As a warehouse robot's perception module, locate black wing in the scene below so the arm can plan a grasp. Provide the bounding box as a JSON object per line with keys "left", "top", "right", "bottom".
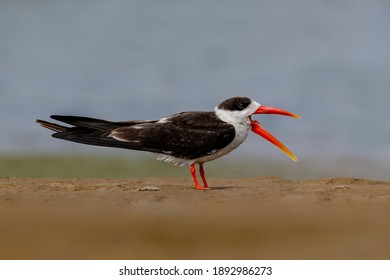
{"left": 109, "top": 112, "right": 235, "bottom": 159}
{"left": 36, "top": 112, "right": 235, "bottom": 159}
{"left": 36, "top": 115, "right": 160, "bottom": 151}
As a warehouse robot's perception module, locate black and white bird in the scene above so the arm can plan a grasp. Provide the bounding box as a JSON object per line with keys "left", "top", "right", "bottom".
{"left": 36, "top": 96, "right": 300, "bottom": 190}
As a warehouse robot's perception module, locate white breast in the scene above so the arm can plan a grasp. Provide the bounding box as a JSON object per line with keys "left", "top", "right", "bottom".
{"left": 156, "top": 110, "right": 252, "bottom": 166}
{"left": 194, "top": 120, "right": 250, "bottom": 164}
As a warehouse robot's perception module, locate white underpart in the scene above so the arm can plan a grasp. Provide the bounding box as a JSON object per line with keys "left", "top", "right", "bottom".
{"left": 156, "top": 99, "right": 261, "bottom": 167}
{"left": 156, "top": 154, "right": 195, "bottom": 167}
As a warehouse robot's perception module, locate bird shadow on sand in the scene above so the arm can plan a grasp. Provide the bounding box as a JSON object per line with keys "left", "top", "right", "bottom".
{"left": 209, "top": 186, "right": 241, "bottom": 190}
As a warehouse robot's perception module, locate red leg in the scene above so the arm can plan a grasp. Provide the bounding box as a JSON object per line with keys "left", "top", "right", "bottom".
{"left": 190, "top": 163, "right": 208, "bottom": 190}
{"left": 199, "top": 163, "right": 209, "bottom": 189}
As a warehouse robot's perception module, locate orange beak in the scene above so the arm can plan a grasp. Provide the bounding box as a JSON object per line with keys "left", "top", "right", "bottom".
{"left": 250, "top": 105, "right": 301, "bottom": 161}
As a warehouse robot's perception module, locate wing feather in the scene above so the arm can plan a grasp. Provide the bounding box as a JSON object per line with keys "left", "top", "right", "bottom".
{"left": 109, "top": 112, "right": 235, "bottom": 159}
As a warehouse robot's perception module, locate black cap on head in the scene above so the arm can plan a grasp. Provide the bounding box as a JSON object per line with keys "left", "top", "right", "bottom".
{"left": 217, "top": 97, "right": 252, "bottom": 111}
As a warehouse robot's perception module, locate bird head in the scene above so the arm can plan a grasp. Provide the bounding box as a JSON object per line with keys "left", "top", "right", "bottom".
{"left": 216, "top": 96, "right": 301, "bottom": 161}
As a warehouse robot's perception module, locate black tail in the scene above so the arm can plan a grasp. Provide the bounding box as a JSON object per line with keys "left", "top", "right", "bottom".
{"left": 49, "top": 115, "right": 125, "bottom": 131}
{"left": 36, "top": 115, "right": 158, "bottom": 151}
{"left": 36, "top": 119, "right": 67, "bottom": 133}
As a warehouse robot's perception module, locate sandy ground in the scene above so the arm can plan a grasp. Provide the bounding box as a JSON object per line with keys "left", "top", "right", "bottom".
{"left": 1, "top": 176, "right": 390, "bottom": 259}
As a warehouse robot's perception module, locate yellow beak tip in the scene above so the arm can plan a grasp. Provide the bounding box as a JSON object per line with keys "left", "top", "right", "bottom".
{"left": 290, "top": 155, "right": 298, "bottom": 161}
{"left": 285, "top": 152, "right": 298, "bottom": 161}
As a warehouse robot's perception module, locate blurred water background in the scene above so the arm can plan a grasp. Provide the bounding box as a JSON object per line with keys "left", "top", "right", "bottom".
{"left": 1, "top": 0, "right": 389, "bottom": 179}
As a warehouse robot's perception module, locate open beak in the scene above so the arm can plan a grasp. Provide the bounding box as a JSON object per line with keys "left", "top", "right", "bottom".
{"left": 250, "top": 105, "right": 301, "bottom": 161}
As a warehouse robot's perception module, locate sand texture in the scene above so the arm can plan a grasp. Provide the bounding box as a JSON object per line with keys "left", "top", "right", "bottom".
{"left": 1, "top": 177, "right": 390, "bottom": 259}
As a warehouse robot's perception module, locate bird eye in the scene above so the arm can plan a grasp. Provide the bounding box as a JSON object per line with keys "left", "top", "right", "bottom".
{"left": 235, "top": 98, "right": 250, "bottom": 111}
{"left": 237, "top": 103, "right": 246, "bottom": 110}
